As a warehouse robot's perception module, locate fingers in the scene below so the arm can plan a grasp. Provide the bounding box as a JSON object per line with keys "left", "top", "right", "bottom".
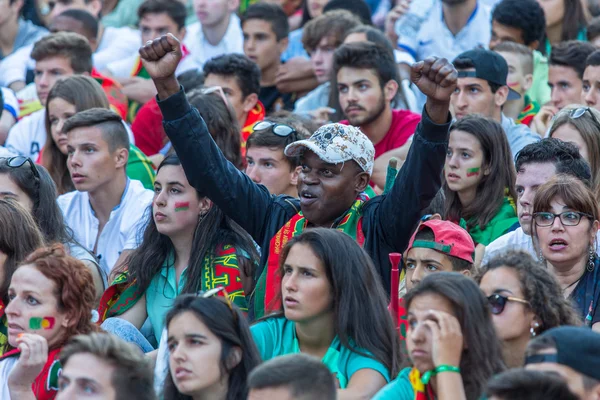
{"left": 139, "top": 34, "right": 180, "bottom": 61}
{"left": 16, "top": 334, "right": 48, "bottom": 366}
{"left": 425, "top": 58, "right": 457, "bottom": 88}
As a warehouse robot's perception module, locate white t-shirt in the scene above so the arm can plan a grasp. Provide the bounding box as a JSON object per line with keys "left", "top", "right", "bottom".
{"left": 0, "top": 26, "right": 141, "bottom": 86}
{"left": 1, "top": 87, "right": 19, "bottom": 120}
{"left": 0, "top": 356, "right": 17, "bottom": 400}
{"left": 183, "top": 13, "right": 244, "bottom": 69}
{"left": 58, "top": 179, "right": 153, "bottom": 274}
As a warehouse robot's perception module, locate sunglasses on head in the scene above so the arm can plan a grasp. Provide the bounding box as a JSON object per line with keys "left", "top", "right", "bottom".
{"left": 1, "top": 156, "right": 41, "bottom": 207}
{"left": 569, "top": 107, "right": 600, "bottom": 126}
{"left": 197, "top": 286, "right": 237, "bottom": 322}
{"left": 487, "top": 293, "right": 529, "bottom": 315}
{"left": 253, "top": 121, "right": 298, "bottom": 139}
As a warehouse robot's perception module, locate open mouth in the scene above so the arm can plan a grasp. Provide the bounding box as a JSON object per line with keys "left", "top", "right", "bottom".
{"left": 549, "top": 238, "right": 568, "bottom": 250}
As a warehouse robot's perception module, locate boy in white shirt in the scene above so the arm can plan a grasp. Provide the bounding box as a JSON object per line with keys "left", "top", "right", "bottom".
{"left": 58, "top": 108, "right": 153, "bottom": 274}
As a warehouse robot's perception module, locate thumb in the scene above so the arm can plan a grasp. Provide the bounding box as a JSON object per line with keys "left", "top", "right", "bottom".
{"left": 165, "top": 33, "right": 181, "bottom": 51}
{"left": 410, "top": 61, "right": 424, "bottom": 81}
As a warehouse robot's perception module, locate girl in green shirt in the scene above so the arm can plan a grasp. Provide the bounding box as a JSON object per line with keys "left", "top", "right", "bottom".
{"left": 444, "top": 116, "right": 519, "bottom": 246}
{"left": 251, "top": 228, "right": 402, "bottom": 399}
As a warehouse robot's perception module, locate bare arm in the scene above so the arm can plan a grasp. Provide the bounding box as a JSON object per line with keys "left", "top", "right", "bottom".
{"left": 338, "top": 369, "right": 388, "bottom": 400}
{"left": 117, "top": 292, "right": 148, "bottom": 330}
{"left": 0, "top": 109, "right": 17, "bottom": 145}
{"left": 276, "top": 57, "right": 319, "bottom": 94}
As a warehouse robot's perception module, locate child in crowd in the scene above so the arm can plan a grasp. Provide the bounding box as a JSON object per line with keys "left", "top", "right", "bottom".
{"left": 444, "top": 116, "right": 519, "bottom": 246}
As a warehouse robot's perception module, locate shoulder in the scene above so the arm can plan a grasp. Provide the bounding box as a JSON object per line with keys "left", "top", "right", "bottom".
{"left": 57, "top": 190, "right": 84, "bottom": 211}
{"left": 125, "top": 180, "right": 154, "bottom": 203}
{"left": 372, "top": 367, "right": 414, "bottom": 400}
{"left": 392, "top": 109, "right": 421, "bottom": 126}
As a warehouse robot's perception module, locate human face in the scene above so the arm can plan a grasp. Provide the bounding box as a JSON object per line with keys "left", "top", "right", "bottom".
{"left": 243, "top": 19, "right": 284, "bottom": 72}
{"left": 246, "top": 146, "right": 298, "bottom": 196}
{"left": 489, "top": 20, "right": 527, "bottom": 49}
{"left": 35, "top": 56, "right": 75, "bottom": 106}
{"left": 0, "top": 0, "right": 22, "bottom": 27}
{"left": 337, "top": 67, "right": 386, "bottom": 127}
{"left": 153, "top": 165, "right": 204, "bottom": 238}
{"left": 516, "top": 162, "right": 557, "bottom": 235}
{"left": 5, "top": 264, "right": 70, "bottom": 348}
{"left": 282, "top": 243, "right": 333, "bottom": 322}
{"left": 445, "top": 129, "right": 485, "bottom": 201}
{"left": 526, "top": 349, "right": 590, "bottom": 400}
{"left": 48, "top": 0, "right": 101, "bottom": 20}
{"left": 479, "top": 267, "right": 534, "bottom": 342}
{"left": 204, "top": 74, "right": 249, "bottom": 127}
{"left": 310, "top": 36, "right": 336, "bottom": 84}
{"left": 451, "top": 75, "right": 501, "bottom": 120}
{"left": 0, "top": 173, "right": 34, "bottom": 212}
{"left": 536, "top": 0, "right": 565, "bottom": 28}
{"left": 248, "top": 387, "right": 296, "bottom": 400}
{"left": 307, "top": 0, "right": 328, "bottom": 19}
{"left": 48, "top": 97, "right": 77, "bottom": 155}
{"left": 297, "top": 151, "right": 368, "bottom": 227}
{"left": 535, "top": 196, "right": 597, "bottom": 270}
{"left": 405, "top": 248, "right": 455, "bottom": 291}
{"left": 551, "top": 123, "right": 590, "bottom": 162}
{"left": 57, "top": 353, "right": 117, "bottom": 400}
{"left": 548, "top": 66, "right": 583, "bottom": 110}
{"left": 193, "top": 0, "right": 236, "bottom": 28}
{"left": 140, "top": 12, "right": 185, "bottom": 43}
{"left": 167, "top": 312, "right": 227, "bottom": 398}
{"left": 582, "top": 65, "right": 600, "bottom": 111}
{"left": 406, "top": 293, "right": 458, "bottom": 374}
{"left": 67, "top": 126, "right": 125, "bottom": 194}
{"left": 497, "top": 51, "right": 530, "bottom": 96}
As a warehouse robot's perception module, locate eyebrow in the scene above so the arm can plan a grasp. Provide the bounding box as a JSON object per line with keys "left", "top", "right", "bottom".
{"left": 0, "top": 191, "right": 17, "bottom": 196}
{"left": 406, "top": 257, "right": 442, "bottom": 264}
{"left": 74, "top": 142, "right": 99, "bottom": 147}
{"left": 284, "top": 263, "right": 318, "bottom": 272}
{"left": 258, "top": 157, "right": 279, "bottom": 163}
{"left": 167, "top": 333, "right": 208, "bottom": 342}
{"left": 493, "top": 288, "right": 513, "bottom": 295}
{"left": 351, "top": 79, "right": 371, "bottom": 86}
{"left": 166, "top": 181, "right": 184, "bottom": 186}
{"left": 463, "top": 83, "right": 484, "bottom": 90}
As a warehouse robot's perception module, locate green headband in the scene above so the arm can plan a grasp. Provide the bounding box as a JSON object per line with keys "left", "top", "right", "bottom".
{"left": 411, "top": 240, "right": 452, "bottom": 254}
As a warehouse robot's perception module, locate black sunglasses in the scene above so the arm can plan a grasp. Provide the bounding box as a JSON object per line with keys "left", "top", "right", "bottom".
{"left": 253, "top": 121, "right": 298, "bottom": 139}
{"left": 487, "top": 293, "right": 529, "bottom": 315}
{"left": 1, "top": 156, "right": 41, "bottom": 208}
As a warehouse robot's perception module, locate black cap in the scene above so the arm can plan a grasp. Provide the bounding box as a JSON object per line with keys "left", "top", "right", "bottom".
{"left": 453, "top": 48, "right": 521, "bottom": 101}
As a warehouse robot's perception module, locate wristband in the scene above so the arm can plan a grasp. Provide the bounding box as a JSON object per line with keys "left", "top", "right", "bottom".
{"left": 421, "top": 365, "right": 460, "bottom": 385}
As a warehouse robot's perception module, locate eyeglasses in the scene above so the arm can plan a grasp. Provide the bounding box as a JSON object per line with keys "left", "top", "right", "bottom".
{"left": 569, "top": 107, "right": 600, "bottom": 128}
{"left": 2, "top": 156, "right": 41, "bottom": 208}
{"left": 487, "top": 294, "right": 529, "bottom": 315}
{"left": 533, "top": 211, "right": 593, "bottom": 227}
{"left": 200, "top": 86, "right": 229, "bottom": 107}
{"left": 253, "top": 121, "right": 298, "bottom": 139}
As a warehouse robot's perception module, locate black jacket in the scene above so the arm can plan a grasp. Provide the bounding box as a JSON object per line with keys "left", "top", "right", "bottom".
{"left": 158, "top": 89, "right": 450, "bottom": 304}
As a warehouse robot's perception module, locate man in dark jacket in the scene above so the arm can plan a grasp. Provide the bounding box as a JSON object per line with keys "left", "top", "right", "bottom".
{"left": 139, "top": 34, "right": 457, "bottom": 318}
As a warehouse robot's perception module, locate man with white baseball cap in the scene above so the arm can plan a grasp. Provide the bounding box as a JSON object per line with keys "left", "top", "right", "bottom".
{"left": 139, "top": 33, "right": 458, "bottom": 319}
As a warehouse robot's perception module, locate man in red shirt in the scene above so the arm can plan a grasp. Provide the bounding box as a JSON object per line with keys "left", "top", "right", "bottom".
{"left": 334, "top": 42, "right": 421, "bottom": 189}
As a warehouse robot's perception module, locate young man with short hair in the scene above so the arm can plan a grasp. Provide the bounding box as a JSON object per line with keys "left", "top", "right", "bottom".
{"left": 246, "top": 116, "right": 309, "bottom": 197}
{"left": 293, "top": 10, "right": 363, "bottom": 116}
{"left": 493, "top": 42, "right": 539, "bottom": 126}
{"left": 0, "top": 0, "right": 47, "bottom": 60}
{"left": 59, "top": 108, "right": 153, "bottom": 274}
{"left": 242, "top": 3, "right": 293, "bottom": 113}
{"left": 203, "top": 53, "right": 264, "bottom": 149}
{"left": 333, "top": 42, "right": 422, "bottom": 188}
{"left": 483, "top": 138, "right": 594, "bottom": 264}
{"left": 57, "top": 333, "right": 157, "bottom": 400}
{"left": 489, "top": 0, "right": 549, "bottom": 106}
{"left": 531, "top": 41, "right": 596, "bottom": 135}
{"left": 140, "top": 33, "right": 457, "bottom": 319}
{"left": 248, "top": 353, "right": 336, "bottom": 400}
{"left": 451, "top": 48, "right": 539, "bottom": 157}
{"left": 582, "top": 50, "right": 600, "bottom": 112}
{"left": 184, "top": 0, "right": 243, "bottom": 69}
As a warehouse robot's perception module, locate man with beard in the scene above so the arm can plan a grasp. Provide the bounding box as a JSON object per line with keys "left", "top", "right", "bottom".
{"left": 334, "top": 42, "right": 421, "bottom": 189}
{"left": 140, "top": 33, "right": 457, "bottom": 319}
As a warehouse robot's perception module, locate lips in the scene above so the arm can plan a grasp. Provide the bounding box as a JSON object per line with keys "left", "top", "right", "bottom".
{"left": 410, "top": 349, "right": 428, "bottom": 359}
{"left": 154, "top": 212, "right": 167, "bottom": 222}
{"left": 284, "top": 296, "right": 299, "bottom": 308}
{"left": 548, "top": 238, "right": 568, "bottom": 251}
{"left": 7, "top": 323, "right": 24, "bottom": 336}
{"left": 299, "top": 189, "right": 318, "bottom": 207}
{"left": 345, "top": 106, "right": 363, "bottom": 114}
{"left": 446, "top": 172, "right": 460, "bottom": 181}
{"left": 174, "top": 367, "right": 192, "bottom": 380}
{"left": 71, "top": 172, "right": 86, "bottom": 184}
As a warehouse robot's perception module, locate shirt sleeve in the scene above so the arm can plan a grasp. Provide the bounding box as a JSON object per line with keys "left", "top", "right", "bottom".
{"left": 345, "top": 350, "right": 391, "bottom": 383}
{"left": 1, "top": 88, "right": 19, "bottom": 119}
{"left": 371, "top": 370, "right": 415, "bottom": 400}
{"left": 250, "top": 321, "right": 275, "bottom": 361}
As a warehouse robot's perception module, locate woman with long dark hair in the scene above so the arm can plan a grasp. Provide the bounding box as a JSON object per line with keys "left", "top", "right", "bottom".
{"left": 374, "top": 273, "right": 505, "bottom": 400}
{"left": 99, "top": 154, "right": 257, "bottom": 349}
{"left": 163, "top": 293, "right": 261, "bottom": 400}
{"left": 444, "top": 116, "right": 518, "bottom": 245}
{"left": 537, "top": 0, "right": 588, "bottom": 55}
{"left": 251, "top": 228, "right": 401, "bottom": 398}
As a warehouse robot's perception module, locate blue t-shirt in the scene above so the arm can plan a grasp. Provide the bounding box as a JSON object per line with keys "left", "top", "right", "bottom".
{"left": 373, "top": 367, "right": 414, "bottom": 400}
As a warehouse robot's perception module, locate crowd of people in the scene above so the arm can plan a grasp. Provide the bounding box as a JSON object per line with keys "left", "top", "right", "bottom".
{"left": 2, "top": 0, "right": 600, "bottom": 398}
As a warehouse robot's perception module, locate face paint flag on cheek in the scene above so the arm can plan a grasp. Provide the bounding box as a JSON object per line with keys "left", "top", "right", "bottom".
{"left": 466, "top": 167, "right": 480, "bottom": 177}
{"left": 174, "top": 201, "right": 190, "bottom": 212}
{"left": 29, "top": 317, "right": 55, "bottom": 330}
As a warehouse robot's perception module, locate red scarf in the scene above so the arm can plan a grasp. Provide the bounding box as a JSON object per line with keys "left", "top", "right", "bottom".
{"left": 240, "top": 101, "right": 266, "bottom": 157}
{"left": 1, "top": 347, "right": 62, "bottom": 400}
{"left": 91, "top": 68, "right": 128, "bottom": 120}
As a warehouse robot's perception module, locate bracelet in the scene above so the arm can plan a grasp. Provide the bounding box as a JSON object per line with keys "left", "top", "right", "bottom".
{"left": 421, "top": 365, "right": 461, "bottom": 385}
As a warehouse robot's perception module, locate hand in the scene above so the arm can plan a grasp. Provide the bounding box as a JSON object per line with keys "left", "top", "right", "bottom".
{"left": 121, "top": 77, "right": 158, "bottom": 104}
{"left": 385, "top": 0, "right": 412, "bottom": 43}
{"left": 8, "top": 334, "right": 49, "bottom": 392}
{"left": 308, "top": 107, "right": 336, "bottom": 124}
{"left": 530, "top": 105, "right": 558, "bottom": 136}
{"left": 139, "top": 34, "right": 182, "bottom": 82}
{"left": 411, "top": 57, "right": 457, "bottom": 105}
{"left": 422, "top": 310, "right": 463, "bottom": 367}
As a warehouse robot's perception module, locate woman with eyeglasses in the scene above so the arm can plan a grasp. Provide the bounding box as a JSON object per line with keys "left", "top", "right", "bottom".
{"left": 0, "top": 157, "right": 106, "bottom": 303}
{"left": 161, "top": 292, "right": 261, "bottom": 400}
{"left": 251, "top": 228, "right": 401, "bottom": 398}
{"left": 549, "top": 106, "right": 600, "bottom": 203}
{"left": 477, "top": 251, "right": 581, "bottom": 368}
{"left": 98, "top": 154, "right": 257, "bottom": 351}
{"left": 531, "top": 174, "right": 600, "bottom": 331}
{"left": 374, "top": 272, "right": 505, "bottom": 400}
{"left": 444, "top": 116, "right": 519, "bottom": 246}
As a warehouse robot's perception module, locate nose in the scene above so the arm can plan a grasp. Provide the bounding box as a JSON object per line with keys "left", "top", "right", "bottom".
{"left": 447, "top": 153, "right": 459, "bottom": 169}
{"left": 154, "top": 189, "right": 167, "bottom": 207}
{"left": 550, "top": 88, "right": 561, "bottom": 107}
{"left": 37, "top": 72, "right": 50, "bottom": 88}
{"left": 410, "top": 265, "right": 425, "bottom": 286}
{"left": 283, "top": 272, "right": 298, "bottom": 293}
{"left": 585, "top": 89, "right": 597, "bottom": 107}
{"left": 171, "top": 343, "right": 187, "bottom": 362}
{"left": 312, "top": 49, "right": 324, "bottom": 65}
{"left": 455, "top": 91, "right": 468, "bottom": 110}
{"left": 69, "top": 149, "right": 81, "bottom": 169}
{"left": 519, "top": 188, "right": 532, "bottom": 208}
{"left": 5, "top": 297, "right": 20, "bottom": 316}
{"left": 301, "top": 169, "right": 319, "bottom": 185}
{"left": 408, "top": 320, "right": 427, "bottom": 343}
{"left": 551, "top": 214, "right": 565, "bottom": 231}
{"left": 246, "top": 165, "right": 260, "bottom": 183}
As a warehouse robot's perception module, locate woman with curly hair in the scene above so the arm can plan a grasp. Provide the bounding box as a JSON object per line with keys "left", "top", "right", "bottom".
{"left": 477, "top": 250, "right": 581, "bottom": 368}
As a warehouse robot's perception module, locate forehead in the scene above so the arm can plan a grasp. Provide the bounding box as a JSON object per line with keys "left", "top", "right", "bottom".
{"left": 63, "top": 353, "right": 115, "bottom": 380}
{"left": 48, "top": 97, "right": 76, "bottom": 111}
{"left": 517, "top": 162, "right": 556, "bottom": 184}
{"left": 343, "top": 32, "right": 367, "bottom": 44}
{"left": 456, "top": 75, "right": 492, "bottom": 91}
{"left": 204, "top": 74, "right": 242, "bottom": 93}
{"left": 35, "top": 56, "right": 74, "bottom": 71}
{"left": 479, "top": 266, "right": 522, "bottom": 292}
{"left": 49, "top": 16, "right": 85, "bottom": 34}
{"left": 247, "top": 146, "right": 286, "bottom": 161}
{"left": 549, "top": 65, "right": 579, "bottom": 83}
{"left": 408, "top": 292, "right": 456, "bottom": 316}
{"left": 168, "top": 311, "right": 218, "bottom": 341}
{"left": 449, "top": 129, "right": 482, "bottom": 148}
{"left": 583, "top": 65, "right": 600, "bottom": 81}
{"left": 406, "top": 247, "right": 453, "bottom": 266}
{"left": 140, "top": 12, "right": 178, "bottom": 26}
{"left": 496, "top": 51, "right": 521, "bottom": 69}
{"left": 491, "top": 20, "right": 525, "bottom": 43}
{"left": 10, "top": 264, "right": 55, "bottom": 293}
{"left": 67, "top": 125, "right": 106, "bottom": 144}
{"left": 336, "top": 67, "right": 379, "bottom": 84}
{"left": 242, "top": 18, "right": 276, "bottom": 35}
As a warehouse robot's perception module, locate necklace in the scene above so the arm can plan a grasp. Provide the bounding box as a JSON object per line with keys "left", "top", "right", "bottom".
{"left": 563, "top": 275, "right": 584, "bottom": 293}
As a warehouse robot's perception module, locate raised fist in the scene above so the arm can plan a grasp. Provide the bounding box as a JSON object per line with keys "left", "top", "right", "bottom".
{"left": 139, "top": 33, "right": 183, "bottom": 82}
{"left": 411, "top": 57, "right": 457, "bottom": 104}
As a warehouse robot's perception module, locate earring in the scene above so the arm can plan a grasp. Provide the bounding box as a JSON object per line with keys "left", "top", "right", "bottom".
{"left": 538, "top": 250, "right": 545, "bottom": 264}
{"left": 588, "top": 246, "right": 595, "bottom": 272}
{"left": 530, "top": 322, "right": 540, "bottom": 337}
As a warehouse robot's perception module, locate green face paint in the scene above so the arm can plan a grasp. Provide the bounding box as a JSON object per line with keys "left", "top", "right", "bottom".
{"left": 466, "top": 167, "right": 480, "bottom": 177}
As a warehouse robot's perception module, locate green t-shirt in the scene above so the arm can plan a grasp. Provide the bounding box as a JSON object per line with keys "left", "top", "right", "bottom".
{"left": 526, "top": 50, "right": 551, "bottom": 107}
{"left": 251, "top": 317, "right": 391, "bottom": 388}
{"left": 127, "top": 144, "right": 155, "bottom": 190}
{"left": 372, "top": 367, "right": 414, "bottom": 400}
{"left": 467, "top": 196, "right": 518, "bottom": 246}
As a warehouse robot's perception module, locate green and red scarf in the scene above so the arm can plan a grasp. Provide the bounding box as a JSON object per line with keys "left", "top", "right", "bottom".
{"left": 253, "top": 195, "right": 368, "bottom": 319}
{"left": 98, "top": 244, "right": 247, "bottom": 322}
{"left": 516, "top": 95, "right": 540, "bottom": 127}
{"left": 409, "top": 367, "right": 435, "bottom": 400}
{"left": 91, "top": 68, "right": 128, "bottom": 120}
{"left": 0, "top": 347, "right": 62, "bottom": 400}
{"left": 240, "top": 101, "right": 266, "bottom": 157}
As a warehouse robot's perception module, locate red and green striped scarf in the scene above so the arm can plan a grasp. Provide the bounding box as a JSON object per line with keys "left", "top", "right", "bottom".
{"left": 254, "top": 195, "right": 368, "bottom": 319}
{"left": 516, "top": 95, "right": 540, "bottom": 127}
{"left": 98, "top": 244, "right": 247, "bottom": 321}
{"left": 1, "top": 347, "right": 62, "bottom": 400}
{"left": 409, "top": 367, "right": 435, "bottom": 400}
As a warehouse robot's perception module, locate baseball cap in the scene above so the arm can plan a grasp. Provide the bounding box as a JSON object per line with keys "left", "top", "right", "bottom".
{"left": 453, "top": 48, "right": 521, "bottom": 101}
{"left": 528, "top": 327, "right": 600, "bottom": 381}
{"left": 406, "top": 220, "right": 475, "bottom": 263}
{"left": 284, "top": 123, "right": 375, "bottom": 175}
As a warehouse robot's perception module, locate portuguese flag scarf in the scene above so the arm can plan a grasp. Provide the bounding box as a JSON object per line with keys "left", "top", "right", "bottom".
{"left": 253, "top": 195, "right": 368, "bottom": 319}
{"left": 409, "top": 367, "right": 435, "bottom": 400}
{"left": 1, "top": 347, "right": 62, "bottom": 400}
{"left": 98, "top": 244, "right": 247, "bottom": 321}
{"left": 240, "top": 101, "right": 266, "bottom": 157}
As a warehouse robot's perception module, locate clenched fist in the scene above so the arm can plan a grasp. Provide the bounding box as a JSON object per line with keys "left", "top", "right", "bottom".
{"left": 139, "top": 33, "right": 183, "bottom": 99}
